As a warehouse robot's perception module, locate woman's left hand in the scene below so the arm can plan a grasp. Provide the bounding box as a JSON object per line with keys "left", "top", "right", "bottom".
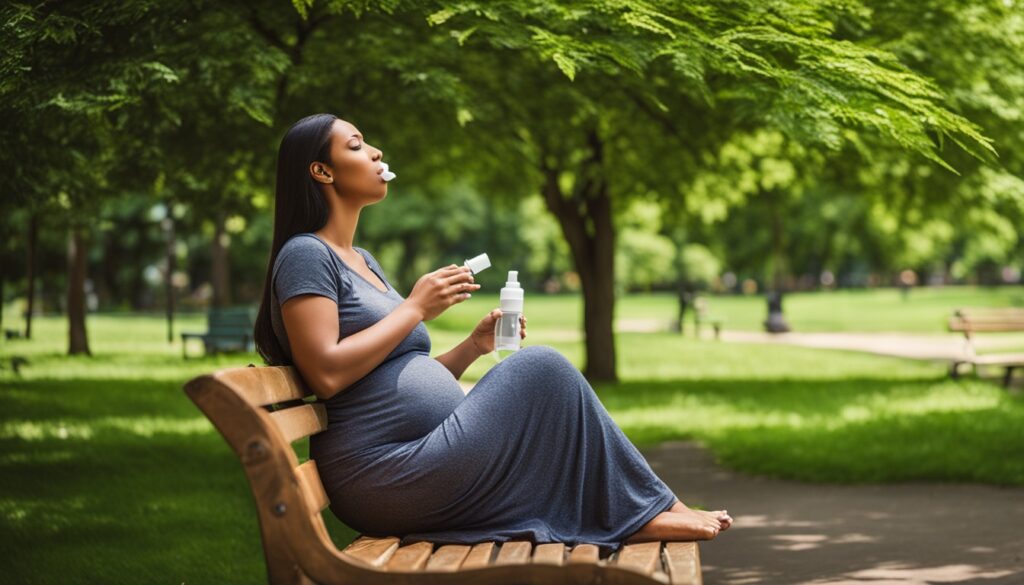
{"left": 470, "top": 309, "right": 526, "bottom": 355}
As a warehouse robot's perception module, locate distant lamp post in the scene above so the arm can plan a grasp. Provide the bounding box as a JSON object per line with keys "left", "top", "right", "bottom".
{"left": 763, "top": 290, "right": 791, "bottom": 333}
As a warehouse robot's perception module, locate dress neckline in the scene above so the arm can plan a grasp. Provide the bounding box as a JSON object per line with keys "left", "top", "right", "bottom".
{"left": 306, "top": 233, "right": 391, "bottom": 295}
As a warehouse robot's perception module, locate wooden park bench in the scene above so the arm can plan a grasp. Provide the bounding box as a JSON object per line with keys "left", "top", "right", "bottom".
{"left": 947, "top": 307, "right": 1024, "bottom": 387}
{"left": 181, "top": 307, "right": 255, "bottom": 359}
{"left": 184, "top": 364, "right": 704, "bottom": 585}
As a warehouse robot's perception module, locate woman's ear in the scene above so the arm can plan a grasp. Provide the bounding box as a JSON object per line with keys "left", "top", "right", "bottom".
{"left": 309, "top": 162, "right": 333, "bottom": 184}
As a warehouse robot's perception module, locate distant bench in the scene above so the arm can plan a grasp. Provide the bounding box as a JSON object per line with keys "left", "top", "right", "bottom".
{"left": 947, "top": 307, "right": 1024, "bottom": 387}
{"left": 184, "top": 364, "right": 704, "bottom": 585}
{"left": 181, "top": 307, "right": 255, "bottom": 359}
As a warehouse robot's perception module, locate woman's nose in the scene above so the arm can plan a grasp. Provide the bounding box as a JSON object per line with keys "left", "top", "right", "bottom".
{"left": 372, "top": 150, "right": 382, "bottom": 161}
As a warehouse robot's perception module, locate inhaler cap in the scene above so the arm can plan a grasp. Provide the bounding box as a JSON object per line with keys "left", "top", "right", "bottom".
{"left": 464, "top": 253, "right": 491, "bottom": 274}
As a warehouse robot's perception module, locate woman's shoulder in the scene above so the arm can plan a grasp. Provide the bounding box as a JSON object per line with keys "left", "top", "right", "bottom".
{"left": 274, "top": 234, "right": 342, "bottom": 279}
{"left": 278, "top": 233, "right": 332, "bottom": 263}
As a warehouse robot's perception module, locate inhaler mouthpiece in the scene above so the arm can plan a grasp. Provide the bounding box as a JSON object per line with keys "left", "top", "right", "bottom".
{"left": 380, "top": 162, "right": 396, "bottom": 182}
{"left": 506, "top": 271, "right": 519, "bottom": 286}
{"left": 464, "top": 253, "right": 491, "bottom": 274}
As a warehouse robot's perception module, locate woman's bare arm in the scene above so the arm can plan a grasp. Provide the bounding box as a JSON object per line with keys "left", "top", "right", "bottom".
{"left": 434, "top": 337, "right": 484, "bottom": 381}
{"left": 281, "top": 295, "right": 424, "bottom": 400}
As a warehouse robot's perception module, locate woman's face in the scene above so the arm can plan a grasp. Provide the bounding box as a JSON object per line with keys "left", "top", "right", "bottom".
{"left": 310, "top": 119, "right": 387, "bottom": 203}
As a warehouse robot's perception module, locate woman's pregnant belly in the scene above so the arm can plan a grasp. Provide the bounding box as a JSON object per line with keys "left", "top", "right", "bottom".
{"left": 312, "top": 351, "right": 467, "bottom": 463}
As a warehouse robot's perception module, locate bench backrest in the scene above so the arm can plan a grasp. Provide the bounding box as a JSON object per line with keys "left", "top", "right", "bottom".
{"left": 184, "top": 365, "right": 374, "bottom": 584}
{"left": 207, "top": 307, "right": 255, "bottom": 335}
{"left": 948, "top": 307, "right": 1024, "bottom": 334}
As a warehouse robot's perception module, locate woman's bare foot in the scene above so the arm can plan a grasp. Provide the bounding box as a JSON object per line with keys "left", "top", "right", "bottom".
{"left": 623, "top": 508, "right": 724, "bottom": 544}
{"left": 670, "top": 500, "right": 733, "bottom": 530}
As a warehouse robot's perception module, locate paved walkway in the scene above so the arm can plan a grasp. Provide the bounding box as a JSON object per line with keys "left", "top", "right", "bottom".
{"left": 719, "top": 330, "right": 1023, "bottom": 361}
{"left": 641, "top": 440, "right": 1024, "bottom": 585}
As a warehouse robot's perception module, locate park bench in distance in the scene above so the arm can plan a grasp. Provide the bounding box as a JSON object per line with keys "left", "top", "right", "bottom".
{"left": 947, "top": 307, "right": 1024, "bottom": 387}
{"left": 184, "top": 364, "right": 704, "bottom": 585}
{"left": 181, "top": 307, "right": 255, "bottom": 359}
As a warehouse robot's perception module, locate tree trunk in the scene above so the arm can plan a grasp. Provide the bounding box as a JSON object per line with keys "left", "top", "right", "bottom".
{"left": 67, "top": 225, "right": 91, "bottom": 356}
{"left": 540, "top": 127, "right": 617, "bottom": 382}
{"left": 25, "top": 214, "right": 37, "bottom": 339}
{"left": 163, "top": 215, "right": 176, "bottom": 344}
{"left": 211, "top": 213, "right": 232, "bottom": 308}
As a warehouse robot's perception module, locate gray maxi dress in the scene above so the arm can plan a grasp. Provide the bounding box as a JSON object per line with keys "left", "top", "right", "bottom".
{"left": 270, "top": 232, "right": 679, "bottom": 555}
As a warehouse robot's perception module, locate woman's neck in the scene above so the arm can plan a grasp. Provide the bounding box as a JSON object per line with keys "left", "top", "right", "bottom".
{"left": 316, "top": 201, "right": 363, "bottom": 251}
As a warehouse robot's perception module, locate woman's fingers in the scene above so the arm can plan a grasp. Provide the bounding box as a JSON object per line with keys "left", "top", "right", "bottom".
{"left": 444, "top": 283, "right": 480, "bottom": 297}
{"left": 443, "top": 270, "right": 475, "bottom": 285}
{"left": 434, "top": 264, "right": 469, "bottom": 279}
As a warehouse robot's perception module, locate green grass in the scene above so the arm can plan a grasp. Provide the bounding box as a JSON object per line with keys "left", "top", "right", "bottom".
{"left": 1, "top": 289, "right": 1023, "bottom": 583}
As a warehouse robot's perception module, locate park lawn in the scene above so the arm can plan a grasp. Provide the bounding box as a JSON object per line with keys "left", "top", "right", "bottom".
{"left": 0, "top": 305, "right": 1022, "bottom": 584}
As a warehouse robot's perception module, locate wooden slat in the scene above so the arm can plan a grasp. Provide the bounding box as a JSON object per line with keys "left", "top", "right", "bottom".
{"left": 425, "top": 545, "right": 472, "bottom": 572}
{"left": 568, "top": 543, "right": 600, "bottom": 564}
{"left": 342, "top": 536, "right": 400, "bottom": 567}
{"left": 386, "top": 541, "right": 434, "bottom": 571}
{"left": 616, "top": 542, "right": 661, "bottom": 575}
{"left": 269, "top": 403, "right": 327, "bottom": 443}
{"left": 970, "top": 353, "right": 1024, "bottom": 365}
{"left": 494, "top": 541, "right": 532, "bottom": 565}
{"left": 533, "top": 543, "right": 566, "bottom": 565}
{"left": 664, "top": 542, "right": 702, "bottom": 585}
{"left": 216, "top": 365, "right": 311, "bottom": 407}
{"left": 294, "top": 460, "right": 329, "bottom": 512}
{"left": 461, "top": 542, "right": 496, "bottom": 569}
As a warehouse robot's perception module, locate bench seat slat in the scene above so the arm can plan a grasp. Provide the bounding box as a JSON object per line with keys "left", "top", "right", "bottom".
{"left": 665, "top": 542, "right": 702, "bottom": 585}
{"left": 568, "top": 543, "right": 600, "bottom": 564}
{"left": 616, "top": 541, "right": 661, "bottom": 575}
{"left": 342, "top": 536, "right": 400, "bottom": 567}
{"left": 425, "top": 544, "right": 472, "bottom": 572}
{"left": 269, "top": 403, "right": 327, "bottom": 443}
{"left": 494, "top": 540, "right": 532, "bottom": 565}
{"left": 461, "top": 542, "right": 496, "bottom": 569}
{"left": 385, "top": 541, "right": 434, "bottom": 571}
{"left": 966, "top": 353, "right": 1024, "bottom": 365}
{"left": 533, "top": 543, "right": 566, "bottom": 565}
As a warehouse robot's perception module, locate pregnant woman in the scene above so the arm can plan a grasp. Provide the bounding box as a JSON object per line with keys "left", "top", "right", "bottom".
{"left": 252, "top": 113, "right": 731, "bottom": 555}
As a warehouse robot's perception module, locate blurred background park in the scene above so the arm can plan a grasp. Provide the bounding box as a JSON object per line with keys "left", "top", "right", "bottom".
{"left": 2, "top": 1, "right": 1023, "bottom": 584}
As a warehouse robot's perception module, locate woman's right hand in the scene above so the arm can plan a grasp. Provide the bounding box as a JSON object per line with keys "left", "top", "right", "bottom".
{"left": 404, "top": 264, "right": 481, "bottom": 321}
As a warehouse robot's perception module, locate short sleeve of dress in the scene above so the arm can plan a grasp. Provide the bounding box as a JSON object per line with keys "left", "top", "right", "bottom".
{"left": 273, "top": 235, "right": 345, "bottom": 305}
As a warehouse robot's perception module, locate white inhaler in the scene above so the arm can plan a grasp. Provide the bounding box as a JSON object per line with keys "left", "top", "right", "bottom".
{"left": 495, "top": 270, "right": 523, "bottom": 357}
{"left": 464, "top": 253, "right": 491, "bottom": 275}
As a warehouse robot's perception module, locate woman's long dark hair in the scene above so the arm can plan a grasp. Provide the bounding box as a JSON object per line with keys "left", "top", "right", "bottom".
{"left": 253, "top": 113, "right": 338, "bottom": 365}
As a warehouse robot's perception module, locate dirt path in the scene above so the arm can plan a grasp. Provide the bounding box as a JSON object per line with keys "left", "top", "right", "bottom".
{"left": 640, "top": 440, "right": 1024, "bottom": 585}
